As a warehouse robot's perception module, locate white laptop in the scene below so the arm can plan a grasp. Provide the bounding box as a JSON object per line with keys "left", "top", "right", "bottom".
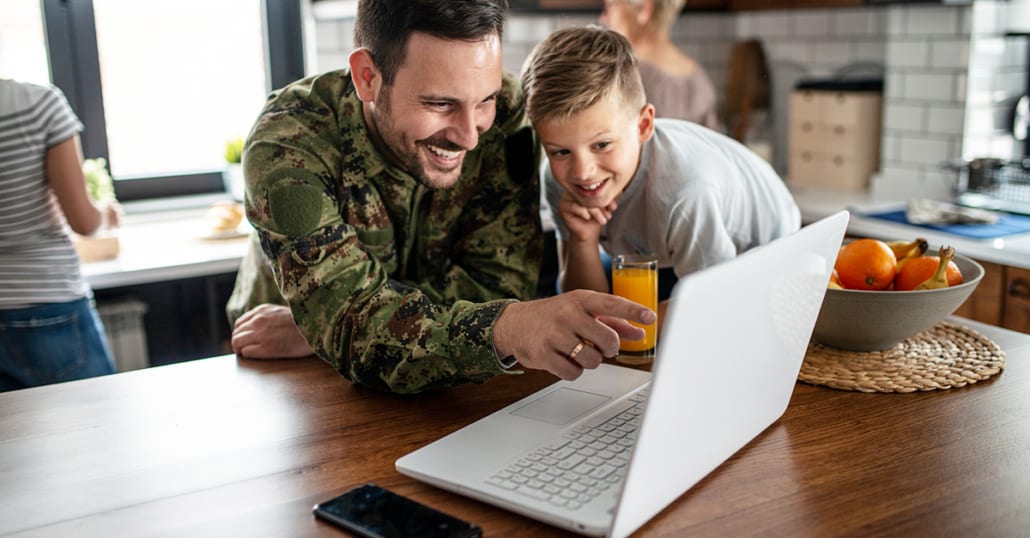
{"left": 396, "top": 211, "right": 849, "bottom": 537}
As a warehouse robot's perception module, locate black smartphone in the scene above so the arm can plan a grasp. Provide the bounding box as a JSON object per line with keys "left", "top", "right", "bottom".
{"left": 312, "top": 484, "right": 482, "bottom": 538}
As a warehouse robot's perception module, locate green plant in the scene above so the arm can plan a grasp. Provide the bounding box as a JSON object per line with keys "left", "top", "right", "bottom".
{"left": 224, "top": 137, "right": 244, "bottom": 164}
{"left": 82, "top": 158, "right": 116, "bottom": 201}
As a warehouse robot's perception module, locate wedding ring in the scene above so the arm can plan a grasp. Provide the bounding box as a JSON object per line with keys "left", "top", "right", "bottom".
{"left": 567, "top": 341, "right": 586, "bottom": 361}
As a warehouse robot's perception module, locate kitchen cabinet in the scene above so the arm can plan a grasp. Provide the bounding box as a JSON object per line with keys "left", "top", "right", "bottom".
{"left": 508, "top": 0, "right": 968, "bottom": 13}
{"left": 954, "top": 261, "right": 1030, "bottom": 334}
{"left": 730, "top": 0, "right": 972, "bottom": 9}
{"left": 1003, "top": 266, "right": 1030, "bottom": 332}
{"left": 954, "top": 261, "right": 1004, "bottom": 326}
{"left": 94, "top": 272, "right": 236, "bottom": 367}
{"left": 509, "top": 0, "right": 729, "bottom": 11}
{"left": 684, "top": 0, "right": 731, "bottom": 10}
{"left": 730, "top": 0, "right": 861, "bottom": 9}
{"left": 788, "top": 89, "right": 883, "bottom": 192}
{"left": 510, "top": 0, "right": 864, "bottom": 11}
{"left": 509, "top": 0, "right": 601, "bottom": 11}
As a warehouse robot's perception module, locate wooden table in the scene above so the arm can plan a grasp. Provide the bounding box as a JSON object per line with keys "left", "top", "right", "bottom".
{"left": 2, "top": 318, "right": 1028, "bottom": 537}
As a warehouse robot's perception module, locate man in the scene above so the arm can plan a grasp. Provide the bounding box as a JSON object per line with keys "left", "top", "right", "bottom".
{"left": 228, "top": 0, "right": 654, "bottom": 394}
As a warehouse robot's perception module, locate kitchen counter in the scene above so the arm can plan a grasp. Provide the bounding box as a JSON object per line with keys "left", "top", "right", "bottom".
{"left": 81, "top": 208, "right": 250, "bottom": 290}
{"left": 791, "top": 186, "right": 1030, "bottom": 270}
{"left": 83, "top": 188, "right": 1030, "bottom": 291}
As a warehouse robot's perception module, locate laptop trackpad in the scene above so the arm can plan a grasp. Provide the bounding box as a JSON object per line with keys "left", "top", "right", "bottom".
{"left": 511, "top": 388, "right": 611, "bottom": 426}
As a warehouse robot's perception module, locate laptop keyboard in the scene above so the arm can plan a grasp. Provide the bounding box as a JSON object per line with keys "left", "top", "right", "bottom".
{"left": 486, "top": 388, "right": 649, "bottom": 511}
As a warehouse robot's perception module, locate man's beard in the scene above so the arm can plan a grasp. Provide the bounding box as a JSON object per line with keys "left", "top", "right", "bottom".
{"left": 368, "top": 89, "right": 463, "bottom": 190}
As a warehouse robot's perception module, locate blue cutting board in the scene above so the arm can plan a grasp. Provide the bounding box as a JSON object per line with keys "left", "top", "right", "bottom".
{"left": 865, "top": 209, "right": 1030, "bottom": 239}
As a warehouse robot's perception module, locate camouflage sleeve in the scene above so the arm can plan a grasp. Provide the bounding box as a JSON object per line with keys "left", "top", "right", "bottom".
{"left": 242, "top": 76, "right": 532, "bottom": 394}
{"left": 225, "top": 233, "right": 285, "bottom": 326}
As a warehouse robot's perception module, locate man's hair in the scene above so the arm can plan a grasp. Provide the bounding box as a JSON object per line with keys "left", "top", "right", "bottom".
{"left": 354, "top": 0, "right": 508, "bottom": 86}
{"left": 521, "top": 25, "right": 645, "bottom": 125}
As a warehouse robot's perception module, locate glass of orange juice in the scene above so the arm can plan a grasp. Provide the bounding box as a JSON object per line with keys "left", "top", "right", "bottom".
{"left": 611, "top": 254, "right": 658, "bottom": 366}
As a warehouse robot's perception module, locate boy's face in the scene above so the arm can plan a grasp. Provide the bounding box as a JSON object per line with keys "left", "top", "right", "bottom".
{"left": 360, "top": 32, "right": 502, "bottom": 190}
{"left": 536, "top": 98, "right": 654, "bottom": 209}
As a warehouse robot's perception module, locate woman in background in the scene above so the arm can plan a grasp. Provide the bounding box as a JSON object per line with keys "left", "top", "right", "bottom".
{"left": 0, "top": 78, "right": 119, "bottom": 391}
{"left": 600, "top": 0, "right": 719, "bottom": 129}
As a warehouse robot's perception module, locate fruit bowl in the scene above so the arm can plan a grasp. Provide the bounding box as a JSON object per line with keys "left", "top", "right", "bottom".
{"left": 812, "top": 252, "right": 984, "bottom": 351}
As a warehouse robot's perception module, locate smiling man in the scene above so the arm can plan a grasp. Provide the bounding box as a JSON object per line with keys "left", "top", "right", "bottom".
{"left": 229, "top": 0, "right": 655, "bottom": 394}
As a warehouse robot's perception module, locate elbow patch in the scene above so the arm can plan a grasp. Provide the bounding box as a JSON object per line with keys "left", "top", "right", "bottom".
{"left": 268, "top": 182, "right": 324, "bottom": 237}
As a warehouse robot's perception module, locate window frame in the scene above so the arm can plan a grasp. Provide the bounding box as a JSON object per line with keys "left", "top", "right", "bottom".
{"left": 40, "top": 0, "right": 306, "bottom": 202}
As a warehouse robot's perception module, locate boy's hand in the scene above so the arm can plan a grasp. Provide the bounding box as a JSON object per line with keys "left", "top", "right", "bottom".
{"left": 558, "top": 191, "right": 618, "bottom": 243}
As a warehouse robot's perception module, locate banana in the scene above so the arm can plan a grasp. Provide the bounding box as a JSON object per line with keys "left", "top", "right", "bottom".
{"left": 915, "top": 246, "right": 956, "bottom": 290}
{"left": 828, "top": 270, "right": 844, "bottom": 289}
{"left": 886, "top": 238, "right": 928, "bottom": 260}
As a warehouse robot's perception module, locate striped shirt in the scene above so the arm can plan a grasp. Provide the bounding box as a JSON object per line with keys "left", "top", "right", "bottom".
{"left": 0, "top": 79, "right": 90, "bottom": 308}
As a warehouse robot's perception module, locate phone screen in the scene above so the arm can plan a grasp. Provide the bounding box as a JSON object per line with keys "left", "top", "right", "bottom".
{"left": 313, "top": 484, "right": 482, "bottom": 538}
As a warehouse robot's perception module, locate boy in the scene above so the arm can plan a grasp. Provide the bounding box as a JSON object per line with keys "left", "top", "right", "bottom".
{"left": 520, "top": 25, "right": 800, "bottom": 323}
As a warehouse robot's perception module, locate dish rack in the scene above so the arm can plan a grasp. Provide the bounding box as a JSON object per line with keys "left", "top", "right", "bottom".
{"left": 948, "top": 159, "right": 1030, "bottom": 215}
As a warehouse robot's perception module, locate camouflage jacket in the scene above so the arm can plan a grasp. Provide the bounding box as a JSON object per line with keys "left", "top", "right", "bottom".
{"left": 231, "top": 69, "right": 542, "bottom": 394}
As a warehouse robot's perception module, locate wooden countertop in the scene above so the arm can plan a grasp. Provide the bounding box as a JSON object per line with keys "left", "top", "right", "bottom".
{"left": 1, "top": 318, "right": 1027, "bottom": 537}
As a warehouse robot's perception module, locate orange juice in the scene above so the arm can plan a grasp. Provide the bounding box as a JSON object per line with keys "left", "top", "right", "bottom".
{"left": 612, "top": 255, "right": 658, "bottom": 364}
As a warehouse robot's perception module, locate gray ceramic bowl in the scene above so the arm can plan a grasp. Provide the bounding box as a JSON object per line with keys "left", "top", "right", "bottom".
{"left": 812, "top": 252, "right": 984, "bottom": 351}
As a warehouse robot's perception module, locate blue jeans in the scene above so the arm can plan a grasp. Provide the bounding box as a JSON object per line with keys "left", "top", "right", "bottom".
{"left": 0, "top": 297, "right": 115, "bottom": 392}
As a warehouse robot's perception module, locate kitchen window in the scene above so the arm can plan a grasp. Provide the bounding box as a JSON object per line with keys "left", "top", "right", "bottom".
{"left": 11, "top": 0, "right": 306, "bottom": 202}
{"left": 0, "top": 1, "right": 50, "bottom": 85}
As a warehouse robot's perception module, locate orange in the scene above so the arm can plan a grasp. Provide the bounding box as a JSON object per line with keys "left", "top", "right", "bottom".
{"left": 894, "top": 256, "right": 963, "bottom": 291}
{"left": 834, "top": 238, "right": 897, "bottom": 291}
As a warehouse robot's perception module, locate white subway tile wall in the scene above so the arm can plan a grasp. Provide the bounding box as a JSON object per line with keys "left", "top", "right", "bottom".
{"left": 960, "top": 0, "right": 1028, "bottom": 172}
{"left": 874, "top": 4, "right": 971, "bottom": 198}
{"left": 309, "top": 1, "right": 1026, "bottom": 198}
{"left": 884, "top": 103, "right": 926, "bottom": 132}
{"left": 930, "top": 40, "right": 970, "bottom": 69}
{"left": 314, "top": 18, "right": 355, "bottom": 71}
{"left": 887, "top": 41, "right": 930, "bottom": 68}
{"left": 927, "top": 104, "right": 966, "bottom": 135}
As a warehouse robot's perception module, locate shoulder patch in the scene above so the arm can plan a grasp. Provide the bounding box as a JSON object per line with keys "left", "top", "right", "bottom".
{"left": 268, "top": 181, "right": 325, "bottom": 237}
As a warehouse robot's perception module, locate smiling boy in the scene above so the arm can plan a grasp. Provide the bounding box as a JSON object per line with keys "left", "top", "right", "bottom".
{"left": 521, "top": 25, "right": 800, "bottom": 322}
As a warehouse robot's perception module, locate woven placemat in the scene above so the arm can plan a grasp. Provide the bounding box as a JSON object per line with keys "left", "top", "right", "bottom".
{"left": 800, "top": 321, "right": 1005, "bottom": 393}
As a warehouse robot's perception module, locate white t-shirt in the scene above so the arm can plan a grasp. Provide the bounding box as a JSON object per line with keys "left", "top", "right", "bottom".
{"left": 545, "top": 119, "right": 801, "bottom": 277}
{"left": 0, "top": 79, "right": 89, "bottom": 308}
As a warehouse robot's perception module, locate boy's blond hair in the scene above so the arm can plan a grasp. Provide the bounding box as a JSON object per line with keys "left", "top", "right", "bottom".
{"left": 521, "top": 25, "right": 646, "bottom": 125}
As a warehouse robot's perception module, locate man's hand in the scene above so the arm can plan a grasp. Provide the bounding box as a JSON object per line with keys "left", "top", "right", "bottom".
{"left": 231, "top": 304, "right": 315, "bottom": 359}
{"left": 557, "top": 191, "right": 617, "bottom": 244}
{"left": 493, "top": 290, "right": 655, "bottom": 380}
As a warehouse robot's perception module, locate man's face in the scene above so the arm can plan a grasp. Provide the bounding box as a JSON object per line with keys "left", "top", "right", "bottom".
{"left": 535, "top": 98, "right": 653, "bottom": 209}
{"left": 366, "top": 32, "right": 502, "bottom": 189}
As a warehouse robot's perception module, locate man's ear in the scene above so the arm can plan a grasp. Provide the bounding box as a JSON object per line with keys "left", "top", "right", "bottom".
{"left": 637, "top": 103, "right": 655, "bottom": 142}
{"left": 349, "top": 48, "right": 381, "bottom": 103}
